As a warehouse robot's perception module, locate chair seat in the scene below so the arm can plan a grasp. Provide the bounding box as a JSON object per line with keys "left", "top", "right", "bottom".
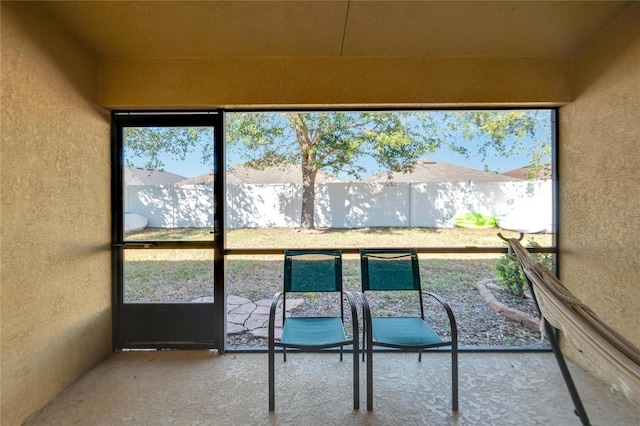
{"left": 281, "top": 317, "right": 348, "bottom": 347}
{"left": 371, "top": 317, "right": 443, "bottom": 347}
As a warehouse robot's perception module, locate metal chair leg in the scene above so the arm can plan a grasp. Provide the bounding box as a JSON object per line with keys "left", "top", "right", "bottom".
{"left": 362, "top": 311, "right": 367, "bottom": 362}
{"left": 366, "top": 342, "right": 373, "bottom": 410}
{"left": 452, "top": 343, "right": 458, "bottom": 411}
{"left": 353, "top": 339, "right": 360, "bottom": 410}
{"left": 268, "top": 343, "right": 275, "bottom": 411}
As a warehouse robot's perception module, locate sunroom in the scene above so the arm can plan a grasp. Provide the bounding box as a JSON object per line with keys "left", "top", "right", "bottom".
{"left": 1, "top": 1, "right": 639, "bottom": 425}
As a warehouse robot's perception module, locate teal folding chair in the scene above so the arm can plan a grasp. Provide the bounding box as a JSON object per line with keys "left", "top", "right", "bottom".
{"left": 268, "top": 250, "right": 359, "bottom": 411}
{"left": 359, "top": 249, "right": 458, "bottom": 411}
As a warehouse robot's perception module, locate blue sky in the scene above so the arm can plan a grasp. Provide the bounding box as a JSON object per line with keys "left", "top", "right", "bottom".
{"left": 149, "top": 144, "right": 535, "bottom": 181}
{"left": 127, "top": 111, "right": 551, "bottom": 181}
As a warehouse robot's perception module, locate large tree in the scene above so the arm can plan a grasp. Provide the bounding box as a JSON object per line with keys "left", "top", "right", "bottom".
{"left": 122, "top": 111, "right": 550, "bottom": 230}
{"left": 226, "top": 111, "right": 550, "bottom": 229}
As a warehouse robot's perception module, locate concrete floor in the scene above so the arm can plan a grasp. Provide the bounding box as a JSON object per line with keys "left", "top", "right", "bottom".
{"left": 25, "top": 351, "right": 640, "bottom": 426}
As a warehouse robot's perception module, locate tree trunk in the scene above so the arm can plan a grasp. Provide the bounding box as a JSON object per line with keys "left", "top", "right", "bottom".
{"left": 300, "top": 153, "right": 317, "bottom": 229}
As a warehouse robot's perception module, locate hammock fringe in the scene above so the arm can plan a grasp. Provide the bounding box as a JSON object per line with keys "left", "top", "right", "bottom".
{"left": 507, "top": 238, "right": 640, "bottom": 405}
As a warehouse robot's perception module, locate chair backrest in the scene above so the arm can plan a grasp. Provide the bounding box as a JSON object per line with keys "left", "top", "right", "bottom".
{"left": 360, "top": 249, "right": 421, "bottom": 292}
{"left": 284, "top": 250, "right": 343, "bottom": 293}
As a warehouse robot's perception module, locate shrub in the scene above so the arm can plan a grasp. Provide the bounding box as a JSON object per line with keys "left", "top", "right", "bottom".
{"left": 494, "top": 239, "right": 552, "bottom": 298}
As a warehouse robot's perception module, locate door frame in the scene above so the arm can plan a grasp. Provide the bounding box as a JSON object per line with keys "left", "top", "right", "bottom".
{"left": 111, "top": 111, "right": 226, "bottom": 351}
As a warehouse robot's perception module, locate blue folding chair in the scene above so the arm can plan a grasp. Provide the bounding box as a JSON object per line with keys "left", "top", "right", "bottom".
{"left": 359, "top": 249, "right": 458, "bottom": 411}
{"left": 268, "top": 250, "right": 359, "bottom": 411}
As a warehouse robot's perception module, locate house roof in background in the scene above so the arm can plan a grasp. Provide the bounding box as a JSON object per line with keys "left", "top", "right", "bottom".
{"left": 226, "top": 164, "right": 341, "bottom": 185}
{"left": 175, "top": 173, "right": 215, "bottom": 185}
{"left": 363, "top": 159, "right": 521, "bottom": 183}
{"left": 502, "top": 164, "right": 552, "bottom": 180}
{"left": 124, "top": 166, "right": 186, "bottom": 185}
{"left": 176, "top": 164, "right": 341, "bottom": 185}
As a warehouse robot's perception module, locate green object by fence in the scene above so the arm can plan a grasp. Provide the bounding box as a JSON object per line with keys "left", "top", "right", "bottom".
{"left": 453, "top": 213, "right": 497, "bottom": 229}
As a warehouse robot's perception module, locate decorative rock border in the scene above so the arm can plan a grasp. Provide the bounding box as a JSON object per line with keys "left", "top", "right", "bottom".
{"left": 476, "top": 279, "right": 540, "bottom": 332}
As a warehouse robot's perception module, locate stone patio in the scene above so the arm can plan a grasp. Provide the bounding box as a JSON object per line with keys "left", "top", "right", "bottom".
{"left": 191, "top": 295, "right": 304, "bottom": 339}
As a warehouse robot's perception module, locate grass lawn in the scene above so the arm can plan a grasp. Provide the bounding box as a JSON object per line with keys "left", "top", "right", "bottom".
{"left": 128, "top": 226, "right": 552, "bottom": 250}
{"left": 124, "top": 226, "right": 552, "bottom": 301}
{"left": 124, "top": 226, "right": 551, "bottom": 346}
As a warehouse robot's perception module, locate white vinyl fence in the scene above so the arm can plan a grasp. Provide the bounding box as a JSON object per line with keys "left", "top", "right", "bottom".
{"left": 125, "top": 180, "right": 552, "bottom": 231}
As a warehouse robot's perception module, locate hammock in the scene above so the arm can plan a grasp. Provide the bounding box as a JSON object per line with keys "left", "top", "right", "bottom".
{"left": 506, "top": 237, "right": 640, "bottom": 405}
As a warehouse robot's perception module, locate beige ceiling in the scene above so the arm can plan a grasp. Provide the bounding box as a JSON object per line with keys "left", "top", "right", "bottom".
{"left": 40, "top": 1, "right": 633, "bottom": 59}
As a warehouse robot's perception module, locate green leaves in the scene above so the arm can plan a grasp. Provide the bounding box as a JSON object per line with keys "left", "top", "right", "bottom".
{"left": 226, "top": 113, "right": 295, "bottom": 169}
{"left": 124, "top": 111, "right": 550, "bottom": 178}
{"left": 495, "top": 239, "right": 552, "bottom": 298}
{"left": 124, "top": 111, "right": 550, "bottom": 230}
{"left": 226, "top": 111, "right": 443, "bottom": 180}
{"left": 124, "top": 126, "right": 214, "bottom": 169}
{"left": 449, "top": 110, "right": 550, "bottom": 166}
{"left": 226, "top": 110, "right": 550, "bottom": 181}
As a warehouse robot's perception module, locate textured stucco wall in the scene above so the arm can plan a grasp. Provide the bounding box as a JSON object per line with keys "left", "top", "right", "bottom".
{"left": 1, "top": 3, "right": 111, "bottom": 425}
{"left": 100, "top": 56, "right": 570, "bottom": 108}
{"left": 559, "top": 3, "right": 640, "bottom": 355}
{"left": 1, "top": 1, "right": 637, "bottom": 422}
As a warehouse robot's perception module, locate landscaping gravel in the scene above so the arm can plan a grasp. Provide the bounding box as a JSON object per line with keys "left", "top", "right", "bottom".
{"left": 226, "top": 281, "right": 545, "bottom": 349}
